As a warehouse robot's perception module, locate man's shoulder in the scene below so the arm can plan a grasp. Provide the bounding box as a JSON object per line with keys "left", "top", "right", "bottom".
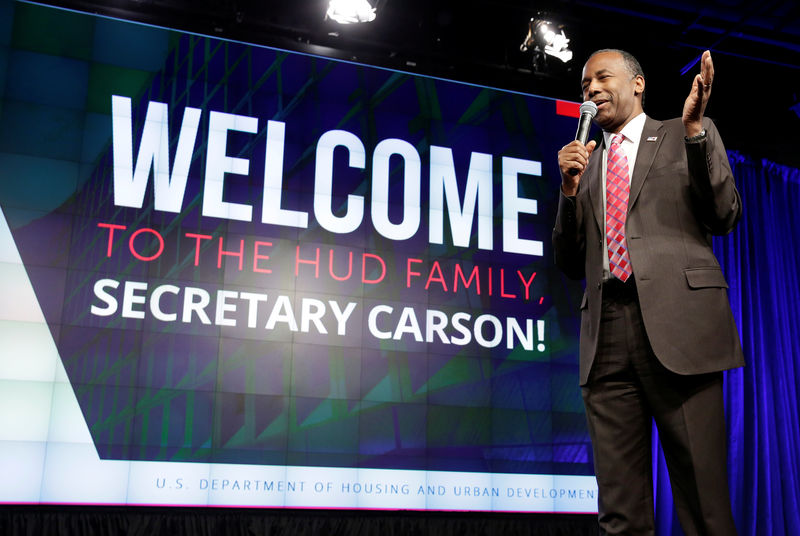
{"left": 651, "top": 116, "right": 716, "bottom": 131}
{"left": 650, "top": 116, "right": 682, "bottom": 130}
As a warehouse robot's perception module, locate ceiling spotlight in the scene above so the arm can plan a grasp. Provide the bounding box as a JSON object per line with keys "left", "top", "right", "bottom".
{"left": 520, "top": 18, "right": 573, "bottom": 68}
{"left": 326, "top": 0, "right": 377, "bottom": 24}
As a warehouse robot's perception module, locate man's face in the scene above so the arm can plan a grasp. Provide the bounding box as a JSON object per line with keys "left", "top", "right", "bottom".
{"left": 581, "top": 52, "right": 644, "bottom": 133}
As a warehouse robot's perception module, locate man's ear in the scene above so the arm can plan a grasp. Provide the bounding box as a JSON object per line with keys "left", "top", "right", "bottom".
{"left": 634, "top": 75, "right": 645, "bottom": 97}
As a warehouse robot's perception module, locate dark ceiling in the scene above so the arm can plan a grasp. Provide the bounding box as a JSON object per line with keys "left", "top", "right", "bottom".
{"left": 36, "top": 0, "right": 800, "bottom": 166}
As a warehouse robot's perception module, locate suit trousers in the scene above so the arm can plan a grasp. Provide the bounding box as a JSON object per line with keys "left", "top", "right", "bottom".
{"left": 581, "top": 278, "right": 737, "bottom": 536}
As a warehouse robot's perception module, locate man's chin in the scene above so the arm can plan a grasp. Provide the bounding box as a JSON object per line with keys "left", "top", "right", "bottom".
{"left": 594, "top": 115, "right": 613, "bottom": 131}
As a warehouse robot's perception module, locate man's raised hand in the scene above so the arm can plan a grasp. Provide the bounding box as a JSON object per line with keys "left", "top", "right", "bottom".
{"left": 683, "top": 50, "right": 714, "bottom": 137}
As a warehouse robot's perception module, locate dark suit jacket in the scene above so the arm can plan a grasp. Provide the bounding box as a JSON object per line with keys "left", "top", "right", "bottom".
{"left": 553, "top": 116, "right": 745, "bottom": 385}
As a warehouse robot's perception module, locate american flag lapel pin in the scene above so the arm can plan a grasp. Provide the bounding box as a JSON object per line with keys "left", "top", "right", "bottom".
{"left": 646, "top": 136, "right": 658, "bottom": 142}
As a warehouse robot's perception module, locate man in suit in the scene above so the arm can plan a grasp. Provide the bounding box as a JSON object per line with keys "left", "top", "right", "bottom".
{"left": 553, "top": 49, "right": 744, "bottom": 535}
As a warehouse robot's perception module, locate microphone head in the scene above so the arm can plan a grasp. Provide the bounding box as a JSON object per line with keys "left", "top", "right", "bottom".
{"left": 579, "top": 100, "right": 598, "bottom": 117}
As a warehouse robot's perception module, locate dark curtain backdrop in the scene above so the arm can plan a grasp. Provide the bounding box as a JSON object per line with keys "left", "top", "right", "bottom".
{"left": 653, "top": 151, "right": 800, "bottom": 536}
{"left": 2, "top": 154, "right": 798, "bottom": 536}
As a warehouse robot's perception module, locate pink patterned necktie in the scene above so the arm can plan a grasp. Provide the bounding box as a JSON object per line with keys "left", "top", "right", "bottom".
{"left": 606, "top": 134, "right": 632, "bottom": 282}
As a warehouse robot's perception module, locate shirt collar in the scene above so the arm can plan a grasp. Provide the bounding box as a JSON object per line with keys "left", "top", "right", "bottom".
{"left": 603, "top": 112, "right": 647, "bottom": 147}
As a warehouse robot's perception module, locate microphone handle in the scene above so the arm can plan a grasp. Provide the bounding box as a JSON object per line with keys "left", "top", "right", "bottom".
{"left": 569, "top": 112, "right": 593, "bottom": 176}
{"left": 575, "top": 113, "right": 592, "bottom": 145}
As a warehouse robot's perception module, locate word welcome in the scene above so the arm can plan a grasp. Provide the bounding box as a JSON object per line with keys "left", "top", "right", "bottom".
{"left": 111, "top": 95, "right": 543, "bottom": 256}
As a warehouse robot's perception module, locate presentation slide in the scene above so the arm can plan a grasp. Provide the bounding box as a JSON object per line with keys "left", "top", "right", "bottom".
{"left": 0, "top": 0, "right": 595, "bottom": 511}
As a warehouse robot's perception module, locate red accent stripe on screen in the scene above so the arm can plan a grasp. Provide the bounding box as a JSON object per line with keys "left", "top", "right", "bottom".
{"left": 556, "top": 100, "right": 581, "bottom": 118}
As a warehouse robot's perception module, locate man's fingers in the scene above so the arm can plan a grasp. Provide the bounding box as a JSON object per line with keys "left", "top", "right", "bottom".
{"left": 693, "top": 74, "right": 710, "bottom": 100}
{"left": 566, "top": 151, "right": 588, "bottom": 168}
{"left": 701, "top": 50, "right": 714, "bottom": 86}
{"left": 570, "top": 140, "right": 592, "bottom": 156}
{"left": 559, "top": 140, "right": 592, "bottom": 173}
{"left": 559, "top": 153, "right": 587, "bottom": 177}
{"left": 562, "top": 157, "right": 584, "bottom": 172}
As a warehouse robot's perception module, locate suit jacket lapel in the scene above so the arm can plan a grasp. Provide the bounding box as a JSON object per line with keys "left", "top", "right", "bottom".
{"left": 586, "top": 139, "right": 604, "bottom": 236}
{"left": 586, "top": 116, "right": 664, "bottom": 233}
{"left": 629, "top": 116, "right": 664, "bottom": 210}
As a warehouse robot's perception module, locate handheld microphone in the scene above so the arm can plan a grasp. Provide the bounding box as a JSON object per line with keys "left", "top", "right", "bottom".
{"left": 569, "top": 100, "right": 598, "bottom": 176}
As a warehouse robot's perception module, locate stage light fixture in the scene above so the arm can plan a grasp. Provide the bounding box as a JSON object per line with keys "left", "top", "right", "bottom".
{"left": 326, "top": 0, "right": 377, "bottom": 24}
{"left": 520, "top": 18, "right": 573, "bottom": 68}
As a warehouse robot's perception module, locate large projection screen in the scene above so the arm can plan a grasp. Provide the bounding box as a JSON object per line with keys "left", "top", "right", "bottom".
{"left": 0, "top": 0, "right": 596, "bottom": 511}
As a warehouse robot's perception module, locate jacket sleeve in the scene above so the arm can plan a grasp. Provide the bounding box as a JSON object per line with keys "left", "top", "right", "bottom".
{"left": 685, "top": 117, "right": 742, "bottom": 235}
{"left": 552, "top": 188, "right": 586, "bottom": 280}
